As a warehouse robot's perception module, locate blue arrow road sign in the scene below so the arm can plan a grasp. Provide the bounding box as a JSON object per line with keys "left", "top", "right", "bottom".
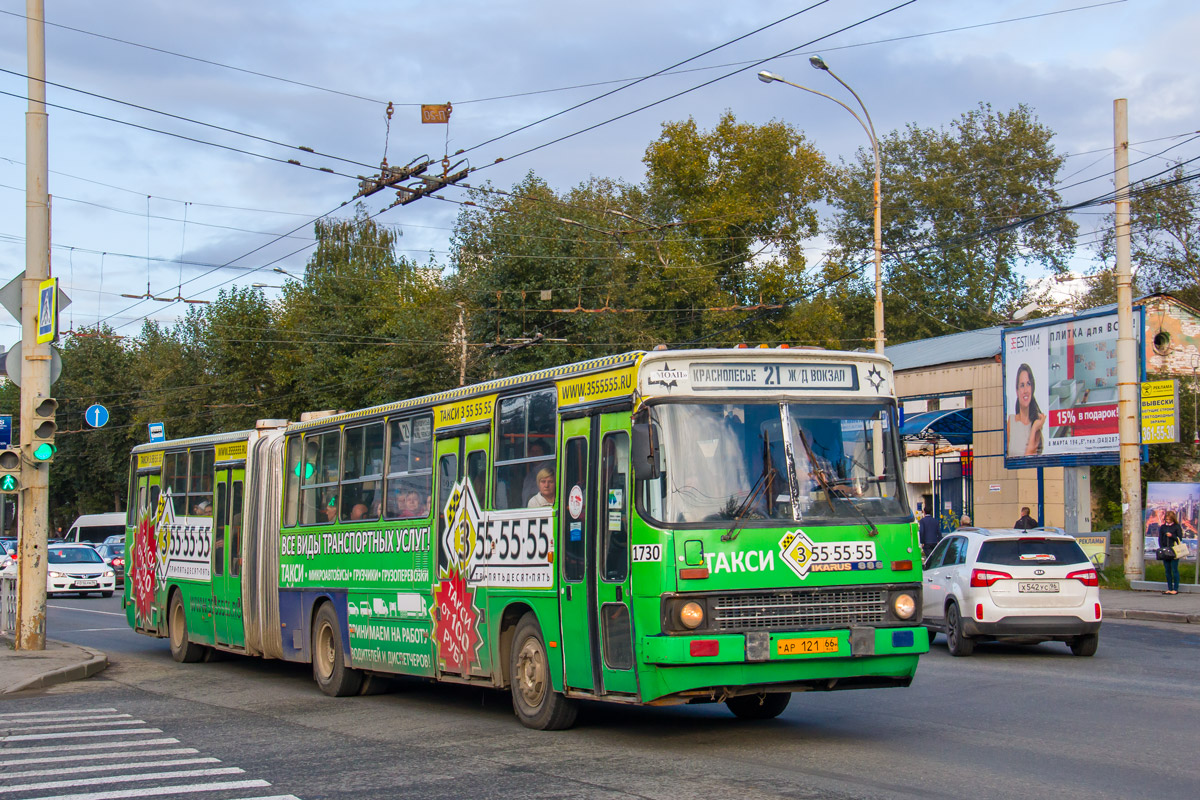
{"left": 85, "top": 404, "right": 110, "bottom": 428}
{"left": 148, "top": 422, "right": 165, "bottom": 443}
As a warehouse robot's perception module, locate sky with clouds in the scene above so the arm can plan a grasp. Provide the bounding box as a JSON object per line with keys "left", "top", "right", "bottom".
{"left": 0, "top": 0, "right": 1196, "bottom": 343}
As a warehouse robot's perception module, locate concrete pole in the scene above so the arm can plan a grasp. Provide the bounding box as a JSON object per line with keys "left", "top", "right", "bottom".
{"left": 15, "top": 0, "right": 51, "bottom": 650}
{"left": 1114, "top": 98, "right": 1144, "bottom": 582}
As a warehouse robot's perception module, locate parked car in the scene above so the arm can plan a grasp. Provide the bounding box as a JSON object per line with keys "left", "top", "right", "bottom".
{"left": 46, "top": 543, "right": 115, "bottom": 597}
{"left": 0, "top": 539, "right": 15, "bottom": 577}
{"left": 103, "top": 534, "right": 125, "bottom": 545}
{"left": 92, "top": 542, "right": 126, "bottom": 587}
{"left": 922, "top": 528, "right": 1101, "bottom": 657}
{"left": 63, "top": 513, "right": 126, "bottom": 545}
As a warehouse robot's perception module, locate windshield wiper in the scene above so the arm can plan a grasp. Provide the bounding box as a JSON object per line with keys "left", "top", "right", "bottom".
{"left": 721, "top": 450, "right": 778, "bottom": 542}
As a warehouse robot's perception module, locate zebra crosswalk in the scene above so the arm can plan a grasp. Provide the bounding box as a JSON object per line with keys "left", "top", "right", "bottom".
{"left": 0, "top": 707, "right": 300, "bottom": 800}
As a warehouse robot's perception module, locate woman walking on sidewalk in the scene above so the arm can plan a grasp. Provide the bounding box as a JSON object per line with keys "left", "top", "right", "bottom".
{"left": 1159, "top": 510, "right": 1183, "bottom": 595}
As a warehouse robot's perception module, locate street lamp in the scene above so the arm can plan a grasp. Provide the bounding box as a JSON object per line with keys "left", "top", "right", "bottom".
{"left": 758, "top": 58, "right": 884, "bottom": 354}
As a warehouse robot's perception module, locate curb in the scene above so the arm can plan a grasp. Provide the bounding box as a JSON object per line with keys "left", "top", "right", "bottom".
{"left": 2, "top": 645, "right": 109, "bottom": 694}
{"left": 1105, "top": 609, "right": 1200, "bottom": 625}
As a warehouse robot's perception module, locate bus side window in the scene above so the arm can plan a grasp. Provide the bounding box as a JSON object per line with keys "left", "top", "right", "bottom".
{"left": 467, "top": 450, "right": 487, "bottom": 505}
{"left": 189, "top": 449, "right": 215, "bottom": 517}
{"left": 493, "top": 389, "right": 556, "bottom": 510}
{"left": 163, "top": 452, "right": 189, "bottom": 515}
{"left": 341, "top": 422, "right": 383, "bottom": 522}
{"left": 214, "top": 481, "right": 227, "bottom": 577}
{"left": 385, "top": 414, "right": 434, "bottom": 520}
{"left": 301, "top": 431, "right": 340, "bottom": 525}
{"left": 230, "top": 480, "right": 243, "bottom": 575}
{"left": 562, "top": 437, "right": 587, "bottom": 583}
{"left": 283, "top": 436, "right": 300, "bottom": 528}
{"left": 436, "top": 453, "right": 458, "bottom": 573}
{"left": 600, "top": 432, "right": 630, "bottom": 582}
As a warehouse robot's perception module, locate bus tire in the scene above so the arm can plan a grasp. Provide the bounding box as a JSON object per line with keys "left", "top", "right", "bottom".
{"left": 510, "top": 613, "right": 577, "bottom": 730}
{"left": 726, "top": 692, "right": 791, "bottom": 720}
{"left": 312, "top": 603, "right": 362, "bottom": 697}
{"left": 168, "top": 592, "right": 207, "bottom": 663}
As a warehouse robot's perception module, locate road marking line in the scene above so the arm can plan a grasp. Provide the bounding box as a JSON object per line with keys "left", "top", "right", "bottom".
{"left": 0, "top": 728, "right": 162, "bottom": 742}
{"left": 0, "top": 749, "right": 198, "bottom": 768}
{"left": 0, "top": 767, "right": 245, "bottom": 794}
{"left": 228, "top": 797, "right": 300, "bottom": 800}
{"left": 7, "top": 720, "right": 148, "bottom": 733}
{"left": 3, "top": 714, "right": 133, "bottom": 726}
{"left": 24, "top": 778, "right": 271, "bottom": 800}
{"left": 47, "top": 605, "right": 126, "bottom": 617}
{"left": 0, "top": 738, "right": 181, "bottom": 755}
{"left": 73, "top": 627, "right": 133, "bottom": 632}
{"left": 2, "top": 758, "right": 219, "bottom": 780}
{"left": 0, "top": 708, "right": 118, "bottom": 719}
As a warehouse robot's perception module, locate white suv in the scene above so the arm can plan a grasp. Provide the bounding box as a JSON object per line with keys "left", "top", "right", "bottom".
{"left": 922, "top": 528, "right": 1101, "bottom": 657}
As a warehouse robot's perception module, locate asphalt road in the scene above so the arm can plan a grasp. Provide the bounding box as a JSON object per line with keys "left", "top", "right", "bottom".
{"left": 4, "top": 594, "right": 1197, "bottom": 800}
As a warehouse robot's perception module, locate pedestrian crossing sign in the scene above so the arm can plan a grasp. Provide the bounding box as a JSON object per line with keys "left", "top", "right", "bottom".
{"left": 36, "top": 277, "right": 57, "bottom": 344}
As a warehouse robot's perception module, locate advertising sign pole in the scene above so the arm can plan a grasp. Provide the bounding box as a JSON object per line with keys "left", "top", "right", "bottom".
{"left": 1114, "top": 98, "right": 1144, "bottom": 582}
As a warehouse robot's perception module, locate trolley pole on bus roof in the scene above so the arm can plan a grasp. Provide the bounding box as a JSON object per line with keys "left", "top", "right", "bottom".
{"left": 1113, "top": 98, "right": 1144, "bottom": 583}
{"left": 14, "top": 0, "right": 52, "bottom": 651}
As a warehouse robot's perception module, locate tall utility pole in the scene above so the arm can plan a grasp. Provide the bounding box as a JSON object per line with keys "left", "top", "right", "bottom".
{"left": 15, "top": 0, "right": 51, "bottom": 650}
{"left": 1114, "top": 98, "right": 1144, "bottom": 582}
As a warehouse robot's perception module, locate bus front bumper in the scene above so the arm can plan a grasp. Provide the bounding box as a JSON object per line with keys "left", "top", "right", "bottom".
{"left": 643, "top": 625, "right": 929, "bottom": 666}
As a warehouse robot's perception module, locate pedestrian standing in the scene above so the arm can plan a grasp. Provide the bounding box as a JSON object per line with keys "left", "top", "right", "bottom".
{"left": 1159, "top": 510, "right": 1184, "bottom": 595}
{"left": 919, "top": 510, "right": 941, "bottom": 560}
{"left": 1014, "top": 506, "right": 1038, "bottom": 530}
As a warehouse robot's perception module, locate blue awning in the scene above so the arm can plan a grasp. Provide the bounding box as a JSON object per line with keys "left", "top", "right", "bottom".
{"left": 900, "top": 408, "right": 973, "bottom": 446}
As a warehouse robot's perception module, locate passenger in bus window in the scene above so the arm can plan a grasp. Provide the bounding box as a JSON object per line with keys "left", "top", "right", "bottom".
{"left": 321, "top": 496, "right": 338, "bottom": 524}
{"left": 528, "top": 467, "right": 555, "bottom": 508}
{"left": 350, "top": 503, "right": 370, "bottom": 521}
{"left": 399, "top": 489, "right": 424, "bottom": 518}
{"left": 521, "top": 442, "right": 550, "bottom": 504}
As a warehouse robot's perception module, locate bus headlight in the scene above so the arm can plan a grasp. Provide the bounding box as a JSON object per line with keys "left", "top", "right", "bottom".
{"left": 892, "top": 593, "right": 916, "bottom": 620}
{"left": 679, "top": 601, "right": 705, "bottom": 629}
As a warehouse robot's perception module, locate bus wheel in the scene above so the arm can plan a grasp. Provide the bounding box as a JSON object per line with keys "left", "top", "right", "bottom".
{"left": 726, "top": 692, "right": 791, "bottom": 720}
{"left": 312, "top": 603, "right": 362, "bottom": 697}
{"left": 510, "top": 614, "right": 577, "bottom": 730}
{"left": 168, "top": 592, "right": 207, "bottom": 663}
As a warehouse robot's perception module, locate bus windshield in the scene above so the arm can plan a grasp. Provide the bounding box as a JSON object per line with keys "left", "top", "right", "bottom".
{"left": 640, "top": 400, "right": 908, "bottom": 525}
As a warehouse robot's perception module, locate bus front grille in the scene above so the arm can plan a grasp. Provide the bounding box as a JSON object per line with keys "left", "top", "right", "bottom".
{"left": 712, "top": 588, "right": 887, "bottom": 631}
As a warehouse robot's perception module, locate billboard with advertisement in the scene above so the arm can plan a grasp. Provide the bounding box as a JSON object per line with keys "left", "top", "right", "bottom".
{"left": 1143, "top": 482, "right": 1199, "bottom": 563}
{"left": 1002, "top": 307, "right": 1143, "bottom": 469}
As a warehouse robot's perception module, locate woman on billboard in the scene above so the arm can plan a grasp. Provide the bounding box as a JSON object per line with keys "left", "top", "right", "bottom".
{"left": 1008, "top": 363, "right": 1046, "bottom": 457}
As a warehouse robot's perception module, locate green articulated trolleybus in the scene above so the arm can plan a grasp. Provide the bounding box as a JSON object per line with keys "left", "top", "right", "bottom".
{"left": 125, "top": 347, "right": 927, "bottom": 729}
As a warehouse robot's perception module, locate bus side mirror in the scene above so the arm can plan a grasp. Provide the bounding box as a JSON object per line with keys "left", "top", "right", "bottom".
{"left": 631, "top": 423, "right": 660, "bottom": 481}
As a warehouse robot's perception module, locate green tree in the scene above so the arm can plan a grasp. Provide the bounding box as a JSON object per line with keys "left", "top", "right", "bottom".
{"left": 829, "top": 103, "right": 1078, "bottom": 344}
{"left": 452, "top": 112, "right": 834, "bottom": 370}
{"left": 1096, "top": 164, "right": 1200, "bottom": 309}
{"left": 48, "top": 328, "right": 140, "bottom": 526}
{"left": 273, "top": 206, "right": 457, "bottom": 415}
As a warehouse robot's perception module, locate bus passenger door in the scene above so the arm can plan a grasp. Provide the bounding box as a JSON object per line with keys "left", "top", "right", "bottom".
{"left": 557, "top": 418, "right": 594, "bottom": 691}
{"left": 213, "top": 467, "right": 246, "bottom": 649}
{"left": 594, "top": 415, "right": 636, "bottom": 695}
{"left": 432, "top": 435, "right": 491, "bottom": 677}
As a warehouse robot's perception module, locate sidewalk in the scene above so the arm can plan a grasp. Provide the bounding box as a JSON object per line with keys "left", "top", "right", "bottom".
{"left": 0, "top": 635, "right": 108, "bottom": 694}
{"left": 1100, "top": 586, "right": 1200, "bottom": 625}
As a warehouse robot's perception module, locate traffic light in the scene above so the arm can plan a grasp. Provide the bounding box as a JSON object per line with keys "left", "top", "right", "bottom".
{"left": 0, "top": 448, "right": 19, "bottom": 493}
{"left": 31, "top": 396, "right": 57, "bottom": 463}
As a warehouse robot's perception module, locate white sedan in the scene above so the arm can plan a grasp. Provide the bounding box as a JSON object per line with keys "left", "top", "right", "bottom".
{"left": 47, "top": 544, "right": 116, "bottom": 597}
{"left": 922, "top": 528, "right": 1101, "bottom": 657}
